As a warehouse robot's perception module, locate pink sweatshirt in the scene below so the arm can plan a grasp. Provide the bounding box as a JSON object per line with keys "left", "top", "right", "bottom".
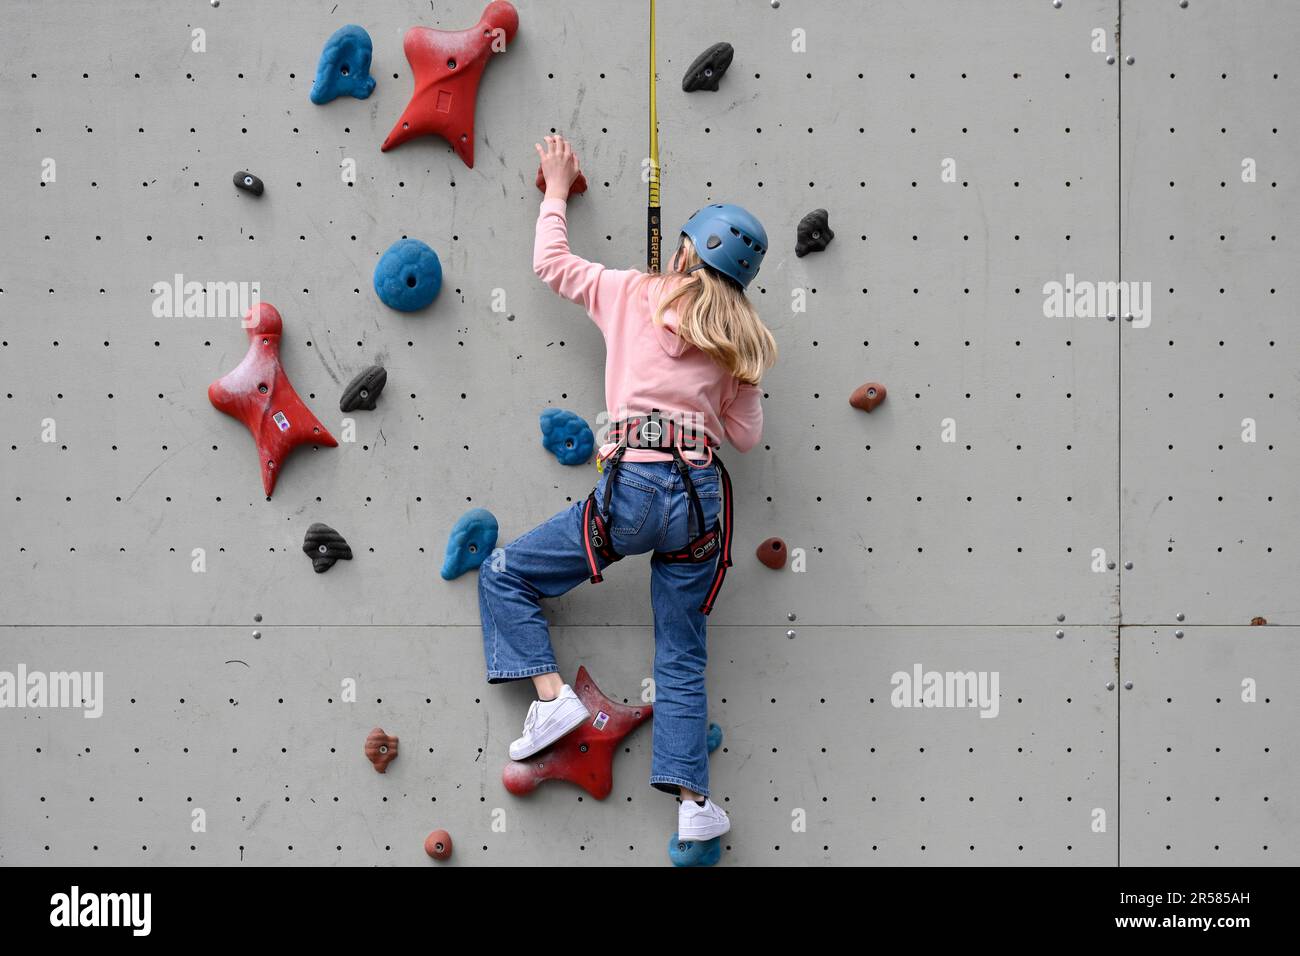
{"left": 533, "top": 197, "right": 764, "bottom": 464}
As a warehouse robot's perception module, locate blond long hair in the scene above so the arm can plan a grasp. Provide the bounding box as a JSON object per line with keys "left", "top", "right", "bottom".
{"left": 633, "top": 236, "right": 777, "bottom": 385}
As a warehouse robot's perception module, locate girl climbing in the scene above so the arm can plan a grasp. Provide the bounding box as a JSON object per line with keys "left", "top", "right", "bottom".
{"left": 478, "top": 134, "right": 777, "bottom": 842}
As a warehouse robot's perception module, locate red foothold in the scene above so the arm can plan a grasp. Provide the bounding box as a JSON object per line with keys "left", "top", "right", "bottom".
{"left": 380, "top": 1, "right": 520, "bottom": 166}
{"left": 536, "top": 166, "right": 587, "bottom": 195}
{"left": 502, "top": 666, "right": 651, "bottom": 800}
{"left": 424, "top": 829, "right": 453, "bottom": 861}
{"left": 207, "top": 303, "right": 338, "bottom": 497}
{"left": 365, "top": 727, "right": 399, "bottom": 773}
{"left": 757, "top": 537, "right": 787, "bottom": 569}
{"left": 850, "top": 381, "right": 887, "bottom": 412}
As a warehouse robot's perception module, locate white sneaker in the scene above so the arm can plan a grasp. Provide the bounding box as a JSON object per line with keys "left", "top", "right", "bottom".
{"left": 678, "top": 796, "right": 731, "bottom": 841}
{"left": 508, "top": 684, "right": 591, "bottom": 760}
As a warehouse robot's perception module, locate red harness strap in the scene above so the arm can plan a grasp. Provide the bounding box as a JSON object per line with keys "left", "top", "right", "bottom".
{"left": 655, "top": 454, "right": 734, "bottom": 616}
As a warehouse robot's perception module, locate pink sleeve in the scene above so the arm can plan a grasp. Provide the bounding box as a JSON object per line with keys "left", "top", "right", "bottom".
{"left": 721, "top": 382, "right": 764, "bottom": 452}
{"left": 532, "top": 197, "right": 637, "bottom": 332}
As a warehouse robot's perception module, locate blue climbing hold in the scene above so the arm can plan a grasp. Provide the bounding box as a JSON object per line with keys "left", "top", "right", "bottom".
{"left": 707, "top": 722, "right": 723, "bottom": 754}
{"left": 441, "top": 508, "right": 498, "bottom": 580}
{"left": 374, "top": 239, "right": 443, "bottom": 312}
{"left": 539, "top": 408, "right": 594, "bottom": 465}
{"left": 668, "top": 832, "right": 722, "bottom": 867}
{"left": 309, "top": 25, "right": 376, "bottom": 104}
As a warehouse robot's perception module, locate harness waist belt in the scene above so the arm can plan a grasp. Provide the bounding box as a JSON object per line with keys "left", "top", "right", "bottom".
{"left": 581, "top": 410, "right": 735, "bottom": 615}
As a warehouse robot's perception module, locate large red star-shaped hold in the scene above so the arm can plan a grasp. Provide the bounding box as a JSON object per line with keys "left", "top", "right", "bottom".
{"left": 380, "top": 1, "right": 520, "bottom": 166}
{"left": 502, "top": 666, "right": 652, "bottom": 800}
{"left": 208, "top": 302, "right": 337, "bottom": 497}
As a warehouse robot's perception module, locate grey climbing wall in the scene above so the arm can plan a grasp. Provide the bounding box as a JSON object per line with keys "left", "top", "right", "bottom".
{"left": 0, "top": 0, "right": 1293, "bottom": 866}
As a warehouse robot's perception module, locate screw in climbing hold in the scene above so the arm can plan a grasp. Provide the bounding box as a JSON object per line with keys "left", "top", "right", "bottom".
{"left": 1174, "top": 630, "right": 1184, "bottom": 639}
{"left": 1055, "top": 630, "right": 1065, "bottom": 639}
{"left": 1124, "top": 561, "right": 1133, "bottom": 570}
{"left": 1125, "top": 56, "right": 1135, "bottom": 65}
{"left": 1105, "top": 682, "right": 1115, "bottom": 691}
{"left": 1107, "top": 561, "right": 1117, "bottom": 570}
{"left": 786, "top": 629, "right": 796, "bottom": 640}
{"left": 252, "top": 630, "right": 261, "bottom": 640}
{"left": 1106, "top": 55, "right": 1116, "bottom": 65}
{"left": 253, "top": 613, "right": 262, "bottom": 622}
{"left": 787, "top": 612, "right": 797, "bottom": 622}
{"left": 1176, "top": 612, "right": 1185, "bottom": 621}
{"left": 1123, "top": 681, "right": 1133, "bottom": 690}
{"left": 1057, "top": 613, "right": 1066, "bottom": 622}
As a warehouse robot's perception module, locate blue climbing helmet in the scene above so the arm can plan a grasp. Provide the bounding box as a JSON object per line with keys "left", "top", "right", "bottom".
{"left": 679, "top": 203, "right": 767, "bottom": 290}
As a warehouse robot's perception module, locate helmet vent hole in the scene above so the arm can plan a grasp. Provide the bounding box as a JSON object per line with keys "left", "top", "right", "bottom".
{"left": 730, "top": 226, "right": 740, "bottom": 236}
{"left": 706, "top": 235, "right": 722, "bottom": 249}
{"left": 742, "top": 235, "right": 752, "bottom": 246}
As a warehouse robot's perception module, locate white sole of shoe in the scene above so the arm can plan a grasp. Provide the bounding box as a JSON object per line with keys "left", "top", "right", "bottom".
{"left": 508, "top": 702, "right": 590, "bottom": 760}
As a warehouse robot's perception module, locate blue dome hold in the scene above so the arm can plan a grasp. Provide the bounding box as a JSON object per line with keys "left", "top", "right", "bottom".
{"left": 310, "top": 25, "right": 376, "bottom": 104}
{"left": 706, "top": 722, "right": 723, "bottom": 754}
{"left": 374, "top": 239, "right": 443, "bottom": 312}
{"left": 441, "top": 508, "right": 498, "bottom": 580}
{"left": 539, "top": 408, "right": 594, "bottom": 465}
{"left": 668, "top": 832, "right": 722, "bottom": 867}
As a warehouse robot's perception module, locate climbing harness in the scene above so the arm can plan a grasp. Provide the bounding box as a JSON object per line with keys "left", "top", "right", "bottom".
{"left": 582, "top": 409, "right": 735, "bottom": 615}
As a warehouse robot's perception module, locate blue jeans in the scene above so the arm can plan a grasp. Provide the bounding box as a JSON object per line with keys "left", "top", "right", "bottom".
{"left": 478, "top": 459, "right": 724, "bottom": 798}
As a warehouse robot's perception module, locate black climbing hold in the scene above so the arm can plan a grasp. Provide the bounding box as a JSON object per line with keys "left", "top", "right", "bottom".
{"left": 340, "top": 365, "right": 388, "bottom": 412}
{"left": 682, "top": 42, "right": 734, "bottom": 92}
{"left": 234, "top": 171, "right": 264, "bottom": 196}
{"left": 303, "top": 522, "right": 352, "bottom": 573}
{"left": 795, "top": 208, "right": 833, "bottom": 257}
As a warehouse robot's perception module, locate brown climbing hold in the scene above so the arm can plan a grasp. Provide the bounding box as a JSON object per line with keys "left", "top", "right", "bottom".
{"left": 365, "top": 728, "right": 398, "bottom": 773}
{"left": 536, "top": 165, "right": 587, "bottom": 195}
{"left": 757, "top": 537, "right": 787, "bottom": 569}
{"left": 850, "top": 382, "right": 887, "bottom": 412}
{"left": 424, "top": 829, "right": 453, "bottom": 861}
{"left": 1251, "top": 616, "right": 1267, "bottom": 626}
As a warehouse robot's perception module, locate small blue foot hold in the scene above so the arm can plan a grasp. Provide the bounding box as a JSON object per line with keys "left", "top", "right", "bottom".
{"left": 310, "top": 25, "right": 376, "bottom": 104}
{"left": 441, "top": 508, "right": 498, "bottom": 580}
{"left": 539, "top": 408, "right": 594, "bottom": 465}
{"left": 374, "top": 239, "right": 443, "bottom": 312}
{"left": 668, "top": 832, "right": 722, "bottom": 867}
{"left": 706, "top": 722, "right": 723, "bottom": 754}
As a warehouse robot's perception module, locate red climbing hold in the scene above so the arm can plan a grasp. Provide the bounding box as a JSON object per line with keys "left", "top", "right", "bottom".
{"left": 424, "top": 829, "right": 453, "bottom": 861}
{"left": 380, "top": 1, "right": 520, "bottom": 166}
{"left": 365, "top": 727, "right": 399, "bottom": 773}
{"left": 502, "top": 666, "right": 651, "bottom": 800}
{"left": 850, "top": 381, "right": 887, "bottom": 412}
{"left": 207, "top": 303, "right": 337, "bottom": 497}
{"left": 757, "top": 537, "right": 787, "bottom": 569}
{"left": 536, "top": 165, "right": 587, "bottom": 195}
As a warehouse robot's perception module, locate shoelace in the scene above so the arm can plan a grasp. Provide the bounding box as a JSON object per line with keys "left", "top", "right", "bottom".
{"left": 521, "top": 700, "right": 539, "bottom": 735}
